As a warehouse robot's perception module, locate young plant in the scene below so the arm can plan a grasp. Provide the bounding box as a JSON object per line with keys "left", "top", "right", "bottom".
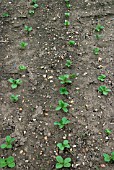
{"left": 105, "top": 129, "right": 112, "bottom": 136}
{"left": 98, "top": 74, "right": 106, "bottom": 82}
{"left": 66, "top": 3, "right": 71, "bottom": 8}
{"left": 64, "top": 20, "right": 70, "bottom": 26}
{"left": 19, "top": 65, "right": 27, "bottom": 71}
{"left": 57, "top": 140, "right": 70, "bottom": 150}
{"left": 8, "top": 78, "right": 22, "bottom": 89}
{"left": 65, "top": 0, "right": 69, "bottom": 3}
{"left": 0, "top": 156, "right": 15, "bottom": 168}
{"left": 58, "top": 74, "right": 72, "bottom": 84}
{"left": 54, "top": 117, "right": 70, "bottom": 129}
{"left": 20, "top": 42, "right": 28, "bottom": 49}
{"left": 59, "top": 87, "right": 68, "bottom": 95}
{"left": 65, "top": 12, "right": 70, "bottom": 17}
{"left": 56, "top": 156, "right": 71, "bottom": 169}
{"left": 65, "top": 60, "right": 72, "bottom": 68}
{"left": 95, "top": 24, "right": 104, "bottom": 32}
{"left": 28, "top": 10, "right": 35, "bottom": 15}
{"left": 30, "top": 0, "right": 37, "bottom": 5}
{"left": 0, "top": 136, "right": 15, "bottom": 149}
{"left": 93, "top": 47, "right": 100, "bottom": 55}
{"left": 103, "top": 152, "right": 114, "bottom": 163}
{"left": 98, "top": 85, "right": 111, "bottom": 95}
{"left": 96, "top": 34, "right": 102, "bottom": 39}
{"left": 56, "top": 100, "right": 69, "bottom": 112}
{"left": 68, "top": 40, "right": 75, "bottom": 46}
{"left": 10, "top": 94, "right": 19, "bottom": 103}
{"left": 2, "top": 13, "right": 9, "bottom": 17}
{"left": 24, "top": 25, "right": 33, "bottom": 33}
{"left": 33, "top": 4, "right": 38, "bottom": 8}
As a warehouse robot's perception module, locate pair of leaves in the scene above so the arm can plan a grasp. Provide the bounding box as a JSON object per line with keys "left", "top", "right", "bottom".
{"left": 93, "top": 48, "right": 100, "bottom": 55}
{"left": 98, "top": 74, "right": 106, "bottom": 82}
{"left": 54, "top": 117, "right": 70, "bottom": 129}
{"left": 0, "top": 156, "right": 15, "bottom": 168}
{"left": 103, "top": 152, "right": 114, "bottom": 163}
{"left": 64, "top": 20, "right": 70, "bottom": 26}
{"left": 98, "top": 85, "right": 111, "bottom": 95}
{"left": 59, "top": 87, "right": 69, "bottom": 95}
{"left": 68, "top": 41, "right": 75, "bottom": 46}
{"left": 95, "top": 24, "right": 104, "bottom": 32}
{"left": 1, "top": 136, "right": 15, "bottom": 149}
{"left": 105, "top": 129, "right": 112, "bottom": 135}
{"left": 57, "top": 140, "right": 70, "bottom": 150}
{"left": 20, "top": 42, "right": 28, "bottom": 49}
{"left": 8, "top": 78, "right": 22, "bottom": 89}
{"left": 65, "top": 60, "right": 72, "bottom": 67}
{"left": 24, "top": 25, "right": 33, "bottom": 32}
{"left": 58, "top": 74, "right": 72, "bottom": 84}
{"left": 56, "top": 156, "right": 71, "bottom": 169}
{"left": 10, "top": 94, "right": 19, "bottom": 102}
{"left": 56, "top": 100, "right": 69, "bottom": 112}
{"left": 19, "top": 65, "right": 27, "bottom": 71}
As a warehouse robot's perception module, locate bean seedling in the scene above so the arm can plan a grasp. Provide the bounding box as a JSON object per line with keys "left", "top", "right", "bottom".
{"left": 103, "top": 152, "right": 114, "bottom": 163}
{"left": 95, "top": 24, "right": 104, "bottom": 32}
{"left": 10, "top": 94, "right": 19, "bottom": 102}
{"left": 65, "top": 12, "right": 70, "bottom": 17}
{"left": 58, "top": 74, "right": 72, "bottom": 84}
{"left": 59, "top": 87, "right": 69, "bottom": 95}
{"left": 8, "top": 78, "right": 22, "bottom": 89}
{"left": 98, "top": 85, "right": 111, "bottom": 95}
{"left": 54, "top": 117, "right": 70, "bottom": 129}
{"left": 33, "top": 4, "right": 38, "bottom": 8}
{"left": 20, "top": 42, "right": 28, "bottom": 49}
{"left": 57, "top": 140, "right": 70, "bottom": 150}
{"left": 64, "top": 20, "right": 70, "bottom": 26}
{"left": 105, "top": 129, "right": 112, "bottom": 135}
{"left": 19, "top": 65, "right": 27, "bottom": 71}
{"left": 65, "top": 60, "right": 72, "bottom": 68}
{"left": 0, "top": 136, "right": 15, "bottom": 149}
{"left": 93, "top": 48, "right": 100, "bottom": 55}
{"left": 0, "top": 156, "right": 15, "bottom": 168}
{"left": 56, "top": 100, "right": 69, "bottom": 112}
{"left": 68, "top": 40, "right": 75, "bottom": 46}
{"left": 98, "top": 74, "right": 106, "bottom": 82}
{"left": 2, "top": 13, "right": 9, "bottom": 17}
{"left": 28, "top": 10, "right": 35, "bottom": 15}
{"left": 66, "top": 3, "right": 71, "bottom": 8}
{"left": 24, "top": 25, "right": 33, "bottom": 33}
{"left": 56, "top": 156, "right": 71, "bottom": 169}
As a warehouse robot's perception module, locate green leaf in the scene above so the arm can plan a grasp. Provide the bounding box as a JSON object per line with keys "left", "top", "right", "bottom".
{"left": 64, "top": 157, "right": 71, "bottom": 164}
{"left": 103, "top": 153, "right": 111, "bottom": 162}
{"left": 56, "top": 156, "right": 64, "bottom": 163}
{"left": 0, "top": 158, "right": 7, "bottom": 168}
{"left": 64, "top": 162, "right": 71, "bottom": 167}
{"left": 1, "top": 144, "right": 7, "bottom": 149}
{"left": 11, "top": 84, "right": 17, "bottom": 89}
{"left": 6, "top": 136, "right": 11, "bottom": 142}
{"left": 111, "top": 152, "right": 114, "bottom": 161}
{"left": 54, "top": 122, "right": 59, "bottom": 125}
{"left": 103, "top": 91, "right": 108, "bottom": 96}
{"left": 56, "top": 163, "right": 63, "bottom": 169}
{"left": 62, "top": 107, "right": 68, "bottom": 113}
{"left": 63, "top": 140, "right": 68, "bottom": 145}
{"left": 8, "top": 78, "right": 14, "bottom": 83}
{"left": 7, "top": 144, "right": 12, "bottom": 149}
{"left": 33, "top": 4, "right": 38, "bottom": 8}
{"left": 8, "top": 162, "right": 15, "bottom": 168}
{"left": 57, "top": 143, "right": 64, "bottom": 150}
{"left": 55, "top": 106, "right": 61, "bottom": 111}
{"left": 6, "top": 156, "right": 14, "bottom": 164}
{"left": 16, "top": 79, "right": 22, "bottom": 85}
{"left": 62, "top": 117, "right": 70, "bottom": 124}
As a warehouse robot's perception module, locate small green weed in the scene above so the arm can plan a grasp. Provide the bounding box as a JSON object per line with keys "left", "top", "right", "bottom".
{"left": 58, "top": 74, "right": 72, "bottom": 84}
{"left": 98, "top": 85, "right": 111, "bottom": 95}
{"left": 59, "top": 87, "right": 69, "bottom": 95}
{"left": 31, "top": 0, "right": 37, "bottom": 5}
{"left": 105, "top": 129, "right": 112, "bottom": 135}
{"left": 93, "top": 48, "right": 100, "bottom": 55}
{"left": 28, "top": 10, "right": 35, "bottom": 15}
{"left": 103, "top": 152, "right": 114, "bottom": 163}
{"left": 64, "top": 20, "right": 70, "bottom": 26}
{"left": 65, "top": 0, "right": 69, "bottom": 3}
{"left": 20, "top": 42, "right": 28, "bottom": 49}
{"left": 98, "top": 74, "right": 106, "bottom": 82}
{"left": 2, "top": 13, "right": 9, "bottom": 17}
{"left": 65, "top": 12, "right": 70, "bottom": 17}
{"left": 96, "top": 34, "right": 102, "bottom": 39}
{"left": 10, "top": 94, "right": 19, "bottom": 102}
{"left": 0, "top": 136, "right": 15, "bottom": 149}
{"left": 24, "top": 25, "right": 33, "bottom": 33}
{"left": 66, "top": 4, "right": 71, "bottom": 8}
{"left": 19, "top": 65, "right": 27, "bottom": 71}
{"left": 54, "top": 117, "right": 70, "bottom": 129}
{"left": 57, "top": 140, "right": 70, "bottom": 150}
{"left": 65, "top": 60, "right": 72, "bottom": 68}
{"left": 33, "top": 4, "right": 38, "bottom": 8}
{"left": 0, "top": 156, "right": 15, "bottom": 168}
{"left": 56, "top": 156, "right": 71, "bottom": 169}
{"left": 95, "top": 24, "right": 104, "bottom": 32}
{"left": 56, "top": 100, "right": 69, "bottom": 112}
{"left": 68, "top": 40, "right": 75, "bottom": 46}
{"left": 8, "top": 78, "right": 22, "bottom": 89}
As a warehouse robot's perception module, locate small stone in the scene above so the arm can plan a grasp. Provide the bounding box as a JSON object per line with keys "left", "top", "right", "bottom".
{"left": 44, "top": 136, "right": 47, "bottom": 140}
{"left": 19, "top": 108, "right": 23, "bottom": 112}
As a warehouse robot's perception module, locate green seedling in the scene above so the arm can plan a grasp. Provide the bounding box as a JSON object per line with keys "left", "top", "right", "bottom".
{"left": 64, "top": 20, "right": 70, "bottom": 26}
{"left": 95, "top": 24, "right": 104, "bottom": 32}
{"left": 19, "top": 65, "right": 27, "bottom": 71}
{"left": 28, "top": 10, "right": 35, "bottom": 15}
{"left": 103, "top": 152, "right": 114, "bottom": 163}
{"left": 20, "top": 42, "right": 28, "bottom": 49}
{"left": 31, "top": 0, "right": 37, "bottom": 5}
{"left": 57, "top": 140, "right": 70, "bottom": 151}
{"left": 98, "top": 85, "right": 111, "bottom": 95}
{"left": 58, "top": 74, "right": 72, "bottom": 84}
{"left": 98, "top": 74, "right": 106, "bottom": 82}
{"left": 54, "top": 117, "right": 70, "bottom": 129}
{"left": 93, "top": 47, "right": 100, "bottom": 55}
{"left": 33, "top": 4, "right": 38, "bottom": 8}
{"left": 65, "top": 0, "right": 69, "bottom": 3}
{"left": 56, "top": 156, "right": 71, "bottom": 169}
{"left": 2, "top": 13, "right": 9, "bottom": 17}
{"left": 10, "top": 94, "right": 19, "bottom": 102}
{"left": 65, "top": 60, "right": 72, "bottom": 68}
{"left": 56, "top": 100, "right": 69, "bottom": 112}
{"left": 8, "top": 78, "right": 22, "bottom": 89}
{"left": 96, "top": 34, "right": 102, "bottom": 39}
{"left": 70, "top": 73, "right": 77, "bottom": 79}
{"left": 0, "top": 136, "right": 15, "bottom": 149}
{"left": 59, "top": 87, "right": 69, "bottom": 95}
{"left": 24, "top": 25, "right": 33, "bottom": 33}
{"left": 0, "top": 156, "right": 15, "bottom": 168}
{"left": 65, "top": 12, "right": 70, "bottom": 17}
{"left": 105, "top": 129, "right": 112, "bottom": 135}
{"left": 68, "top": 40, "right": 76, "bottom": 46}
{"left": 66, "top": 3, "right": 71, "bottom": 8}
